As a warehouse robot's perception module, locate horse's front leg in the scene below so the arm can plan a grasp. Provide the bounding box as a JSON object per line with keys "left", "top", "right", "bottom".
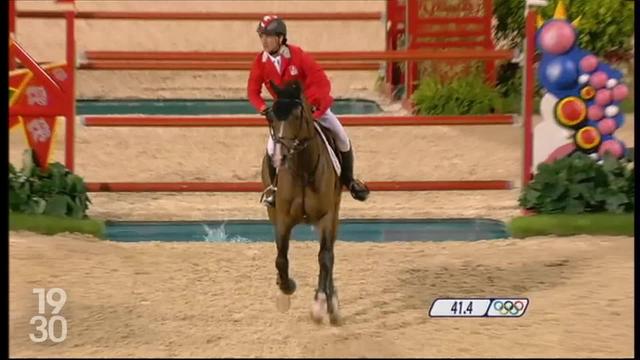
{"left": 311, "top": 212, "right": 341, "bottom": 325}
{"left": 274, "top": 220, "right": 296, "bottom": 312}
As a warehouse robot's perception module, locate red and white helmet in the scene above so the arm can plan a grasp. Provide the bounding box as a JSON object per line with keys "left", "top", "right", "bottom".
{"left": 256, "top": 15, "right": 287, "bottom": 36}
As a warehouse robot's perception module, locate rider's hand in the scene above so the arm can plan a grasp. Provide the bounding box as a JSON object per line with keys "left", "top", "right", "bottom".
{"left": 260, "top": 105, "right": 275, "bottom": 121}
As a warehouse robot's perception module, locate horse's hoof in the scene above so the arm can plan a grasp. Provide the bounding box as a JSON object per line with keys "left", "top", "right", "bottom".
{"left": 280, "top": 278, "right": 296, "bottom": 295}
{"left": 310, "top": 292, "right": 327, "bottom": 324}
{"left": 276, "top": 293, "right": 291, "bottom": 313}
{"left": 328, "top": 293, "right": 342, "bottom": 326}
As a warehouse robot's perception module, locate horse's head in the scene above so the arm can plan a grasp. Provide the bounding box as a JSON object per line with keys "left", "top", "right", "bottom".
{"left": 269, "top": 80, "right": 314, "bottom": 155}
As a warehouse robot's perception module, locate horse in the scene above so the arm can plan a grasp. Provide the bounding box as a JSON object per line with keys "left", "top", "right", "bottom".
{"left": 260, "top": 80, "right": 343, "bottom": 325}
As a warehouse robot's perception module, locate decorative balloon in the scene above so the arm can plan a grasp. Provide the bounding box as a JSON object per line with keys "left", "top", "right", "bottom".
{"left": 536, "top": 0, "right": 629, "bottom": 160}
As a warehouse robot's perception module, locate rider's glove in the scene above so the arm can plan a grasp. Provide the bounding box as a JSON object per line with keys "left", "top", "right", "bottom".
{"left": 260, "top": 105, "right": 276, "bottom": 122}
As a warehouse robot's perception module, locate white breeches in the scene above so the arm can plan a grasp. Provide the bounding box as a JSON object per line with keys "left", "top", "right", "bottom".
{"left": 266, "top": 108, "right": 351, "bottom": 166}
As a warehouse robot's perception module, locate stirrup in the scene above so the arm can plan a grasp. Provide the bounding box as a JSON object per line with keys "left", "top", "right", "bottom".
{"left": 262, "top": 195, "right": 276, "bottom": 208}
{"left": 260, "top": 185, "right": 277, "bottom": 206}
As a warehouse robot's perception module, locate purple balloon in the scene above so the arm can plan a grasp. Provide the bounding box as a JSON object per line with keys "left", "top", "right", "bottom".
{"left": 579, "top": 55, "right": 598, "bottom": 73}
{"left": 598, "top": 139, "right": 625, "bottom": 158}
{"left": 539, "top": 21, "right": 577, "bottom": 55}
{"left": 594, "top": 89, "right": 613, "bottom": 106}
{"left": 597, "top": 118, "right": 618, "bottom": 135}
{"left": 589, "top": 71, "right": 609, "bottom": 89}
{"left": 612, "top": 84, "right": 629, "bottom": 101}
{"left": 587, "top": 105, "right": 604, "bottom": 121}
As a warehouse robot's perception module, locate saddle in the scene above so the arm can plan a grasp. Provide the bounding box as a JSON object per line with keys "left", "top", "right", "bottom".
{"left": 313, "top": 122, "right": 342, "bottom": 177}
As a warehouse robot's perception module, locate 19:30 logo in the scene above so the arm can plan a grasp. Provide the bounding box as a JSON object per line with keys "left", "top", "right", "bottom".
{"left": 29, "top": 288, "right": 68, "bottom": 343}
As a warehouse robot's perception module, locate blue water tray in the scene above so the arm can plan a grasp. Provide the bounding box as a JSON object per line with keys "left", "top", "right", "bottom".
{"left": 76, "top": 98, "right": 383, "bottom": 116}
{"left": 104, "top": 218, "right": 510, "bottom": 243}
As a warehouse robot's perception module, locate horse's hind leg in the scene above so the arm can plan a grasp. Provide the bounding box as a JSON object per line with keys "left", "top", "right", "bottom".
{"left": 311, "top": 212, "right": 341, "bottom": 325}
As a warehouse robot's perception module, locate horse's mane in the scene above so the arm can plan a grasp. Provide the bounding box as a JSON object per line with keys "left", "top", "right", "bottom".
{"left": 271, "top": 80, "right": 308, "bottom": 121}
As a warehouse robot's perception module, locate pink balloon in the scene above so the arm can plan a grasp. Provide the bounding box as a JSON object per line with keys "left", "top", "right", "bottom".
{"left": 594, "top": 89, "right": 613, "bottom": 106}
{"left": 612, "top": 84, "right": 629, "bottom": 101}
{"left": 597, "top": 118, "right": 618, "bottom": 135}
{"left": 539, "top": 21, "right": 577, "bottom": 55}
{"left": 589, "top": 71, "right": 609, "bottom": 89}
{"left": 598, "top": 139, "right": 624, "bottom": 158}
{"left": 587, "top": 105, "right": 604, "bottom": 121}
{"left": 579, "top": 55, "right": 598, "bottom": 73}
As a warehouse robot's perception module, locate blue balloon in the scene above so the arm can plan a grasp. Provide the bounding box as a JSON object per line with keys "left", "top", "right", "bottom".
{"left": 601, "top": 134, "right": 613, "bottom": 142}
{"left": 619, "top": 140, "right": 629, "bottom": 158}
{"left": 594, "top": 62, "right": 623, "bottom": 81}
{"left": 540, "top": 56, "right": 579, "bottom": 91}
{"left": 614, "top": 113, "right": 625, "bottom": 128}
{"left": 586, "top": 120, "right": 599, "bottom": 128}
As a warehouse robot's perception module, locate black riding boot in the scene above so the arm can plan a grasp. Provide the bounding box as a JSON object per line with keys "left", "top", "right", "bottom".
{"left": 261, "top": 155, "right": 277, "bottom": 208}
{"left": 340, "top": 146, "right": 370, "bottom": 201}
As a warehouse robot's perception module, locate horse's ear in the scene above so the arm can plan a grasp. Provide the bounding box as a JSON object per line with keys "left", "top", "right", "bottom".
{"left": 269, "top": 80, "right": 282, "bottom": 96}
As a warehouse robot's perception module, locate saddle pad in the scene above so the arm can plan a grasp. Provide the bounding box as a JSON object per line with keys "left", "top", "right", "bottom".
{"left": 314, "top": 122, "right": 341, "bottom": 177}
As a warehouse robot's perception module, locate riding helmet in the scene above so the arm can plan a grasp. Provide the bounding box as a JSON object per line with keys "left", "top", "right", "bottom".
{"left": 256, "top": 15, "right": 287, "bottom": 37}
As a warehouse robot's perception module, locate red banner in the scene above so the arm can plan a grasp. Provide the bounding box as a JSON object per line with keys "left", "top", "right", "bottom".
{"left": 9, "top": 69, "right": 33, "bottom": 105}
{"left": 9, "top": 69, "right": 33, "bottom": 130}
{"left": 10, "top": 69, "right": 68, "bottom": 116}
{"left": 43, "top": 63, "right": 72, "bottom": 94}
{"left": 9, "top": 40, "right": 70, "bottom": 170}
{"left": 9, "top": 116, "right": 21, "bottom": 130}
{"left": 9, "top": 40, "right": 70, "bottom": 117}
{"left": 22, "top": 116, "right": 58, "bottom": 170}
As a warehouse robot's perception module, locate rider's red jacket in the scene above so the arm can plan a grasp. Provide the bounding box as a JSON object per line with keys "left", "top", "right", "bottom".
{"left": 247, "top": 44, "right": 333, "bottom": 119}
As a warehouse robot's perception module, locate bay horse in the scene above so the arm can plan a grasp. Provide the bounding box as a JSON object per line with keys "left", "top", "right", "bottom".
{"left": 260, "top": 80, "right": 343, "bottom": 325}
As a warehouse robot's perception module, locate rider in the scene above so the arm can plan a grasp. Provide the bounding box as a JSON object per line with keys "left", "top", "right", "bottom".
{"left": 247, "top": 15, "right": 370, "bottom": 207}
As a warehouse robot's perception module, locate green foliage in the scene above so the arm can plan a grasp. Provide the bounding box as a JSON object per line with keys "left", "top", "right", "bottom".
{"left": 519, "top": 152, "right": 634, "bottom": 214}
{"left": 494, "top": 0, "right": 635, "bottom": 61}
{"left": 9, "top": 150, "right": 92, "bottom": 219}
{"left": 508, "top": 213, "right": 634, "bottom": 238}
{"left": 496, "top": 62, "right": 522, "bottom": 99}
{"left": 10, "top": 213, "right": 106, "bottom": 238}
{"left": 412, "top": 72, "right": 508, "bottom": 115}
{"left": 495, "top": 61, "right": 546, "bottom": 111}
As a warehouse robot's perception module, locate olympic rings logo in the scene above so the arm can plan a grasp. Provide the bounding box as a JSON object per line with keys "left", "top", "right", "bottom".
{"left": 492, "top": 300, "right": 525, "bottom": 315}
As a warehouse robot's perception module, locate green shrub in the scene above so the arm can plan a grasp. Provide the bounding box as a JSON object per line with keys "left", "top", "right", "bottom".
{"left": 508, "top": 213, "right": 634, "bottom": 238}
{"left": 494, "top": 0, "right": 634, "bottom": 61}
{"left": 412, "top": 73, "right": 507, "bottom": 115}
{"left": 9, "top": 150, "right": 92, "bottom": 219}
{"left": 10, "top": 213, "right": 106, "bottom": 238}
{"left": 519, "top": 152, "right": 634, "bottom": 214}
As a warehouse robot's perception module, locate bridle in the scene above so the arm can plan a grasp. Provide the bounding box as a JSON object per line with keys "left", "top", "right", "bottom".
{"left": 268, "top": 98, "right": 316, "bottom": 159}
{"left": 266, "top": 94, "right": 326, "bottom": 206}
